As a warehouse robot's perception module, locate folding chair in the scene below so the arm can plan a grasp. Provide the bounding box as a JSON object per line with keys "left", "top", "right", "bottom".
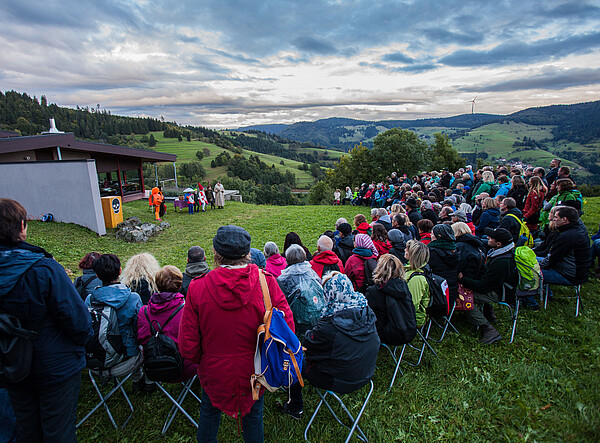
{"left": 496, "top": 283, "right": 519, "bottom": 344}
{"left": 428, "top": 301, "right": 460, "bottom": 343}
{"left": 380, "top": 344, "right": 407, "bottom": 391}
{"left": 544, "top": 283, "right": 583, "bottom": 317}
{"left": 76, "top": 353, "right": 143, "bottom": 429}
{"left": 402, "top": 320, "right": 438, "bottom": 367}
{"left": 304, "top": 380, "right": 374, "bottom": 443}
{"left": 156, "top": 375, "right": 202, "bottom": 434}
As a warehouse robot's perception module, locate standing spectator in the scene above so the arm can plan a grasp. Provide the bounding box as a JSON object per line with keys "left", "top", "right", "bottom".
{"left": 214, "top": 181, "right": 225, "bottom": 209}
{"left": 523, "top": 176, "right": 547, "bottom": 232}
{"left": 333, "top": 189, "right": 341, "bottom": 205}
{"left": 473, "top": 171, "right": 496, "bottom": 201}
{"left": 74, "top": 252, "right": 102, "bottom": 300}
{"left": 310, "top": 235, "right": 345, "bottom": 278}
{"left": 459, "top": 228, "right": 518, "bottom": 344}
{"left": 205, "top": 182, "right": 216, "bottom": 209}
{"left": 428, "top": 224, "right": 459, "bottom": 304}
{"left": 264, "top": 242, "right": 287, "bottom": 277}
{"left": 120, "top": 252, "right": 160, "bottom": 305}
{"left": 0, "top": 199, "right": 92, "bottom": 443}
{"left": 181, "top": 246, "right": 210, "bottom": 297}
{"left": 178, "top": 225, "right": 294, "bottom": 442}
{"left": 495, "top": 175, "right": 512, "bottom": 197}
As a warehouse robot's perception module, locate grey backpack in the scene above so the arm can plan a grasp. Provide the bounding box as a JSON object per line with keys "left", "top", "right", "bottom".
{"left": 85, "top": 305, "right": 126, "bottom": 370}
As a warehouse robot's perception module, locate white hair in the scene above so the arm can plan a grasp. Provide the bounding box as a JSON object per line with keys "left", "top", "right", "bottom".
{"left": 335, "top": 218, "right": 348, "bottom": 229}
{"left": 263, "top": 241, "right": 280, "bottom": 258}
{"left": 317, "top": 235, "right": 333, "bottom": 252}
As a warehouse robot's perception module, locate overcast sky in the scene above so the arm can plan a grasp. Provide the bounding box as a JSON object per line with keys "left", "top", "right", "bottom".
{"left": 1, "top": 0, "right": 599, "bottom": 128}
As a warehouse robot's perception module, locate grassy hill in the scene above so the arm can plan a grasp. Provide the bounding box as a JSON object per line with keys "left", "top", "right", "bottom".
{"left": 28, "top": 199, "right": 600, "bottom": 442}
{"left": 141, "top": 132, "right": 320, "bottom": 189}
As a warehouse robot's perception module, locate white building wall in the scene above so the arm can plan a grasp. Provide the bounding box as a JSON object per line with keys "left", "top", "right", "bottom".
{"left": 0, "top": 159, "right": 106, "bottom": 235}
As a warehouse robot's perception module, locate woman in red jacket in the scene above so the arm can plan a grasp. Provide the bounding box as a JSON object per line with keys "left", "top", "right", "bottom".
{"left": 178, "top": 225, "right": 294, "bottom": 442}
{"left": 523, "top": 176, "right": 547, "bottom": 232}
{"left": 345, "top": 234, "right": 378, "bottom": 292}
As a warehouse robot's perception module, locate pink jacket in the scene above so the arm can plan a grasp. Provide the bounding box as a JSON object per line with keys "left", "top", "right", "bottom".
{"left": 137, "top": 292, "right": 198, "bottom": 381}
{"left": 178, "top": 264, "right": 294, "bottom": 418}
{"left": 265, "top": 253, "right": 287, "bottom": 277}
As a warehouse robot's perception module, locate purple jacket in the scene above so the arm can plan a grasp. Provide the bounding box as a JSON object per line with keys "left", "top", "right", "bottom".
{"left": 137, "top": 291, "right": 197, "bottom": 381}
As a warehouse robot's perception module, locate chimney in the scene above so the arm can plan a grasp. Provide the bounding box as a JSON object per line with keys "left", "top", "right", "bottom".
{"left": 42, "top": 118, "right": 65, "bottom": 134}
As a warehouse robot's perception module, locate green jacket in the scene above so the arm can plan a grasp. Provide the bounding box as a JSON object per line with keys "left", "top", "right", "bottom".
{"left": 539, "top": 189, "right": 582, "bottom": 228}
{"left": 405, "top": 267, "right": 430, "bottom": 327}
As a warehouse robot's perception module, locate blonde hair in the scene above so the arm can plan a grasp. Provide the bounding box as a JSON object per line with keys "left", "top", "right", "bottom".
{"left": 155, "top": 265, "right": 183, "bottom": 293}
{"left": 483, "top": 197, "right": 497, "bottom": 209}
{"left": 406, "top": 240, "right": 430, "bottom": 270}
{"left": 529, "top": 176, "right": 547, "bottom": 195}
{"left": 120, "top": 252, "right": 160, "bottom": 293}
{"left": 482, "top": 171, "right": 494, "bottom": 182}
{"left": 373, "top": 254, "right": 404, "bottom": 285}
{"left": 452, "top": 222, "right": 471, "bottom": 237}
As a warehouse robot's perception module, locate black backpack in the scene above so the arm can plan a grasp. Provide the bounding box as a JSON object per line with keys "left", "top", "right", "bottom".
{"left": 362, "top": 258, "right": 377, "bottom": 292}
{"left": 142, "top": 304, "right": 184, "bottom": 382}
{"left": 407, "top": 269, "right": 450, "bottom": 318}
{"left": 489, "top": 183, "right": 500, "bottom": 197}
{"left": 74, "top": 274, "right": 97, "bottom": 299}
{"left": 0, "top": 312, "right": 38, "bottom": 384}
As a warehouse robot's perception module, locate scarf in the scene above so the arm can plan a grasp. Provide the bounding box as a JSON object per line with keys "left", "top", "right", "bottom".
{"left": 321, "top": 272, "right": 368, "bottom": 317}
{"left": 488, "top": 242, "right": 514, "bottom": 259}
{"left": 428, "top": 239, "right": 456, "bottom": 250}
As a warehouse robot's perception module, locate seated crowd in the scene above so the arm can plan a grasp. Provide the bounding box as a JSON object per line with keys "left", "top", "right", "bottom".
{"left": 0, "top": 157, "right": 595, "bottom": 442}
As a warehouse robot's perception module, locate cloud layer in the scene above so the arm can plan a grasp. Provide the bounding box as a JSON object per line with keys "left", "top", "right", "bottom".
{"left": 1, "top": 0, "right": 599, "bottom": 127}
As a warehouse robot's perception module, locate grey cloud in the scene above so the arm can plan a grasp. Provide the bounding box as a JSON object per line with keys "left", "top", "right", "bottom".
{"left": 210, "top": 49, "right": 262, "bottom": 66}
{"left": 542, "top": 2, "right": 600, "bottom": 18}
{"left": 391, "top": 64, "right": 439, "bottom": 73}
{"left": 439, "top": 32, "right": 600, "bottom": 66}
{"left": 292, "top": 36, "right": 337, "bottom": 55}
{"left": 190, "top": 56, "right": 232, "bottom": 74}
{"left": 422, "top": 28, "right": 484, "bottom": 45}
{"left": 382, "top": 52, "right": 414, "bottom": 64}
{"left": 460, "top": 68, "right": 600, "bottom": 92}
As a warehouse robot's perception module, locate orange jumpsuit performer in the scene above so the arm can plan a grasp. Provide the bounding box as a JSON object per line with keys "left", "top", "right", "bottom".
{"left": 150, "top": 187, "right": 164, "bottom": 221}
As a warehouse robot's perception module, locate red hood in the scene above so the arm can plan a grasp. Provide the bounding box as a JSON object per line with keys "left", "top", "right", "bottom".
{"left": 202, "top": 264, "right": 261, "bottom": 311}
{"left": 312, "top": 250, "right": 341, "bottom": 265}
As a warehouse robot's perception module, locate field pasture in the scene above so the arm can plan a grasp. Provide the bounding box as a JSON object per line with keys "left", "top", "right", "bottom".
{"left": 26, "top": 198, "right": 600, "bottom": 442}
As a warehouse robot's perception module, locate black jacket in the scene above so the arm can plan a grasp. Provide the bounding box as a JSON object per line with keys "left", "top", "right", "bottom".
{"left": 455, "top": 234, "right": 486, "bottom": 279}
{"left": 543, "top": 220, "right": 591, "bottom": 284}
{"left": 333, "top": 235, "right": 354, "bottom": 265}
{"left": 460, "top": 248, "right": 519, "bottom": 303}
{"left": 428, "top": 245, "right": 459, "bottom": 304}
{"left": 507, "top": 185, "right": 528, "bottom": 211}
{"left": 303, "top": 306, "right": 380, "bottom": 393}
{"left": 421, "top": 208, "right": 438, "bottom": 225}
{"left": 407, "top": 209, "right": 423, "bottom": 226}
{"left": 498, "top": 208, "right": 523, "bottom": 244}
{"left": 389, "top": 241, "right": 408, "bottom": 264}
{"left": 366, "top": 279, "right": 416, "bottom": 346}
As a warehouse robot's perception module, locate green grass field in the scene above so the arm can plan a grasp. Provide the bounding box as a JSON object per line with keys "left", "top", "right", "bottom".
{"left": 142, "top": 132, "right": 317, "bottom": 188}
{"left": 25, "top": 199, "right": 600, "bottom": 442}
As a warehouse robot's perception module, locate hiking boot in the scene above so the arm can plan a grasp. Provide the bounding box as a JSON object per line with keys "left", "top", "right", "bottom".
{"left": 277, "top": 401, "right": 303, "bottom": 420}
{"left": 483, "top": 304, "right": 497, "bottom": 324}
{"left": 132, "top": 379, "right": 157, "bottom": 393}
{"left": 479, "top": 324, "right": 502, "bottom": 344}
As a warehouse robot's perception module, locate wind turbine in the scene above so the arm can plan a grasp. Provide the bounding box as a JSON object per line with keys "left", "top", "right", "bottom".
{"left": 470, "top": 97, "right": 477, "bottom": 114}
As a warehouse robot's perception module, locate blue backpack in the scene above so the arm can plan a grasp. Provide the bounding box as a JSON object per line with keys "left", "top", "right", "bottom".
{"left": 251, "top": 271, "right": 304, "bottom": 400}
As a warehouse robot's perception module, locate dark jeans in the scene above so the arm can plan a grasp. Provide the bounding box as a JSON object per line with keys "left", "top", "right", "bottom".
{"left": 465, "top": 291, "right": 500, "bottom": 327}
{"left": 6, "top": 372, "right": 81, "bottom": 443}
{"left": 0, "top": 388, "right": 16, "bottom": 443}
{"left": 197, "top": 389, "right": 263, "bottom": 443}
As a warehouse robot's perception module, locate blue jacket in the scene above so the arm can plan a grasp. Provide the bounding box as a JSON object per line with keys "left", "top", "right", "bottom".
{"left": 86, "top": 284, "right": 142, "bottom": 357}
{"left": 496, "top": 182, "right": 512, "bottom": 197}
{"left": 0, "top": 242, "right": 92, "bottom": 387}
{"left": 475, "top": 207, "right": 500, "bottom": 237}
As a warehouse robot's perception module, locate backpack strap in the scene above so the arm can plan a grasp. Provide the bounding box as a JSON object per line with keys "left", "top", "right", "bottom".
{"left": 258, "top": 271, "right": 273, "bottom": 339}
{"left": 144, "top": 303, "right": 184, "bottom": 336}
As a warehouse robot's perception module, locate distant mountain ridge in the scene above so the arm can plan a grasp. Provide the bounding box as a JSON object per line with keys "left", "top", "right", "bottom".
{"left": 237, "top": 100, "right": 600, "bottom": 149}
